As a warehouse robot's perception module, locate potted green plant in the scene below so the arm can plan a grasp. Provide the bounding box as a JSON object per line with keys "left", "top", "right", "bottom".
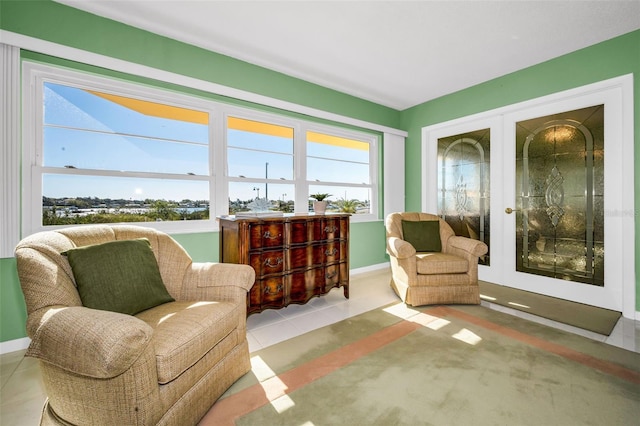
{"left": 309, "top": 193, "right": 331, "bottom": 214}
{"left": 334, "top": 197, "right": 361, "bottom": 214}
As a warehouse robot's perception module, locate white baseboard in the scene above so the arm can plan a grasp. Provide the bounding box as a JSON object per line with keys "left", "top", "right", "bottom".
{"left": 350, "top": 262, "right": 390, "bottom": 276}
{"left": 0, "top": 337, "right": 30, "bottom": 355}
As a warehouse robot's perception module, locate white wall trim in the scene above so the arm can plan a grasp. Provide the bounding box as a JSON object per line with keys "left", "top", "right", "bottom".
{"left": 0, "top": 43, "right": 21, "bottom": 258}
{"left": 383, "top": 132, "right": 406, "bottom": 220}
{"left": 350, "top": 262, "right": 390, "bottom": 276}
{"left": 1, "top": 30, "right": 407, "bottom": 138}
{"left": 0, "top": 337, "right": 30, "bottom": 355}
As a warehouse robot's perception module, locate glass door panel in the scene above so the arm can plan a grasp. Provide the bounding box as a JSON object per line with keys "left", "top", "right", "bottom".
{"left": 514, "top": 105, "right": 604, "bottom": 286}
{"left": 437, "top": 128, "right": 491, "bottom": 265}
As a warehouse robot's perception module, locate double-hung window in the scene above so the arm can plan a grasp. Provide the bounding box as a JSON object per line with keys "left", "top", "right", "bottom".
{"left": 225, "top": 113, "right": 377, "bottom": 217}
{"left": 24, "top": 64, "right": 214, "bottom": 234}
{"left": 226, "top": 115, "right": 296, "bottom": 214}
{"left": 306, "top": 128, "right": 374, "bottom": 215}
{"left": 23, "top": 62, "right": 379, "bottom": 236}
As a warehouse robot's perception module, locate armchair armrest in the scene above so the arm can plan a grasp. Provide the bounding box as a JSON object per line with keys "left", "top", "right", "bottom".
{"left": 446, "top": 236, "right": 488, "bottom": 257}
{"left": 387, "top": 237, "right": 417, "bottom": 259}
{"left": 180, "top": 262, "right": 255, "bottom": 302}
{"left": 26, "top": 306, "right": 153, "bottom": 379}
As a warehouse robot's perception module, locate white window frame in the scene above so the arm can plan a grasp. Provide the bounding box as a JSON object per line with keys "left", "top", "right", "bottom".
{"left": 23, "top": 61, "right": 217, "bottom": 235}
{"left": 302, "top": 121, "right": 378, "bottom": 218}
{"left": 222, "top": 107, "right": 300, "bottom": 216}
{"left": 222, "top": 106, "right": 378, "bottom": 221}
{"left": 22, "top": 61, "right": 380, "bottom": 237}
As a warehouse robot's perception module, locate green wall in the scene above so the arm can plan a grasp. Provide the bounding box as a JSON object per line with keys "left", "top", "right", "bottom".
{"left": 0, "top": 0, "right": 398, "bottom": 344}
{"left": 0, "top": 258, "right": 27, "bottom": 342}
{"left": 400, "top": 29, "right": 640, "bottom": 311}
{"left": 1, "top": 1, "right": 638, "bottom": 345}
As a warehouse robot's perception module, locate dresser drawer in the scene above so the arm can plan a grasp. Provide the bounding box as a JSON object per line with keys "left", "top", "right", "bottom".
{"left": 249, "top": 223, "right": 284, "bottom": 249}
{"left": 289, "top": 219, "right": 311, "bottom": 244}
{"left": 311, "top": 242, "right": 342, "bottom": 265}
{"left": 248, "top": 276, "right": 286, "bottom": 313}
{"left": 289, "top": 269, "right": 316, "bottom": 303}
{"left": 312, "top": 218, "right": 342, "bottom": 241}
{"left": 307, "top": 265, "right": 342, "bottom": 294}
{"left": 289, "top": 245, "right": 310, "bottom": 270}
{"left": 324, "top": 264, "right": 340, "bottom": 287}
{"left": 260, "top": 276, "right": 286, "bottom": 306}
{"left": 250, "top": 249, "right": 285, "bottom": 276}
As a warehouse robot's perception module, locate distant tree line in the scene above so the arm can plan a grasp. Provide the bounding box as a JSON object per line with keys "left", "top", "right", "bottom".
{"left": 42, "top": 197, "right": 209, "bottom": 225}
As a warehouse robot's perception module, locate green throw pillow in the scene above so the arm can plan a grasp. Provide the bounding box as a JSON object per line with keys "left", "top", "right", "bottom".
{"left": 63, "top": 238, "right": 174, "bottom": 315}
{"left": 401, "top": 220, "right": 442, "bottom": 252}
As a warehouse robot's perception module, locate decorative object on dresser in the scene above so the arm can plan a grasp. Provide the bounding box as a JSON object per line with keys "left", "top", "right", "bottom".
{"left": 219, "top": 213, "right": 350, "bottom": 315}
{"left": 309, "top": 193, "right": 332, "bottom": 215}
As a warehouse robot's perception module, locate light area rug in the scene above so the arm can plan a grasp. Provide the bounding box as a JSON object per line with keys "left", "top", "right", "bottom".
{"left": 478, "top": 281, "right": 622, "bottom": 335}
{"left": 200, "top": 303, "right": 639, "bottom": 426}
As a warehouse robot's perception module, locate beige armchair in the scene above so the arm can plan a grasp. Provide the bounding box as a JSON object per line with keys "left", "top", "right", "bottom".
{"left": 15, "top": 224, "right": 255, "bottom": 425}
{"left": 385, "top": 212, "right": 488, "bottom": 306}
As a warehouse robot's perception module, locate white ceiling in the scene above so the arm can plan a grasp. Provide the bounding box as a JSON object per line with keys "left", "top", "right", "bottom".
{"left": 56, "top": 1, "right": 640, "bottom": 110}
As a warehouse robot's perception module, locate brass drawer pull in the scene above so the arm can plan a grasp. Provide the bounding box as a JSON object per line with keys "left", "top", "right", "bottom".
{"left": 325, "top": 271, "right": 337, "bottom": 279}
{"left": 263, "top": 284, "right": 284, "bottom": 294}
{"left": 324, "top": 226, "right": 338, "bottom": 233}
{"left": 264, "top": 257, "right": 283, "bottom": 268}
{"left": 325, "top": 248, "right": 338, "bottom": 256}
{"left": 263, "top": 231, "right": 282, "bottom": 240}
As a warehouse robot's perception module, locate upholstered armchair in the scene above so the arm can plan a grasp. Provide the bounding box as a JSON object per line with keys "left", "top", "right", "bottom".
{"left": 385, "top": 212, "right": 488, "bottom": 306}
{"left": 15, "top": 224, "right": 255, "bottom": 426}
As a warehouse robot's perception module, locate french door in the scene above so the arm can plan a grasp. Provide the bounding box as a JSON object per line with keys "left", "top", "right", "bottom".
{"left": 424, "top": 75, "right": 634, "bottom": 316}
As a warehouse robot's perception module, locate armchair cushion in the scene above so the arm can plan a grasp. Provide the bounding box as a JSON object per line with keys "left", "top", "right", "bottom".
{"left": 64, "top": 238, "right": 174, "bottom": 315}
{"left": 416, "top": 253, "right": 469, "bottom": 275}
{"left": 136, "top": 300, "right": 242, "bottom": 384}
{"left": 401, "top": 220, "right": 442, "bottom": 252}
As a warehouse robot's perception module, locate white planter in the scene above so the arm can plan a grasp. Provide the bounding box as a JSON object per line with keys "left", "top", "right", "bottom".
{"left": 313, "top": 201, "right": 327, "bottom": 214}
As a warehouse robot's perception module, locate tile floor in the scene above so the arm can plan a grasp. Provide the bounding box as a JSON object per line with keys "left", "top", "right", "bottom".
{"left": 2, "top": 268, "right": 639, "bottom": 425}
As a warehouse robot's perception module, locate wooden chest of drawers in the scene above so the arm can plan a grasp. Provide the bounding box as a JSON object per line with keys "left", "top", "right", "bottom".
{"left": 218, "top": 214, "right": 350, "bottom": 315}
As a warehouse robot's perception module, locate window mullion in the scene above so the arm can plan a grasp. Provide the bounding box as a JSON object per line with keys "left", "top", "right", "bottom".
{"left": 294, "top": 124, "right": 307, "bottom": 213}
{"left": 212, "top": 107, "right": 226, "bottom": 220}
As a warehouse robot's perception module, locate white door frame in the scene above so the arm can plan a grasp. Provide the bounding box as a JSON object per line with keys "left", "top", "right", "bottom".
{"left": 423, "top": 74, "right": 635, "bottom": 318}
{"left": 423, "top": 115, "right": 504, "bottom": 285}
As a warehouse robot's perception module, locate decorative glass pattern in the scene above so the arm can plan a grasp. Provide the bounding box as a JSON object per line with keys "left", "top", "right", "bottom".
{"left": 437, "top": 129, "right": 490, "bottom": 265}
{"left": 515, "top": 105, "right": 604, "bottom": 286}
{"left": 545, "top": 165, "right": 565, "bottom": 226}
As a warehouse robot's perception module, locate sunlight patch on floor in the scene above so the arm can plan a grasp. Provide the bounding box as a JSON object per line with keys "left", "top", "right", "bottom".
{"left": 250, "top": 355, "right": 276, "bottom": 381}
{"left": 251, "top": 355, "right": 296, "bottom": 413}
{"left": 382, "top": 302, "right": 420, "bottom": 319}
{"left": 382, "top": 302, "right": 482, "bottom": 344}
{"left": 409, "top": 313, "right": 451, "bottom": 330}
{"left": 383, "top": 302, "right": 451, "bottom": 330}
{"left": 270, "top": 394, "right": 295, "bottom": 413}
{"left": 260, "top": 376, "right": 289, "bottom": 405}
{"left": 508, "top": 301, "right": 531, "bottom": 309}
{"left": 452, "top": 328, "right": 482, "bottom": 345}
{"left": 479, "top": 294, "right": 497, "bottom": 301}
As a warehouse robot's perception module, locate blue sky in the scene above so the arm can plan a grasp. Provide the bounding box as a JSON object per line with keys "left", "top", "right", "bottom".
{"left": 44, "top": 83, "right": 370, "bottom": 203}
